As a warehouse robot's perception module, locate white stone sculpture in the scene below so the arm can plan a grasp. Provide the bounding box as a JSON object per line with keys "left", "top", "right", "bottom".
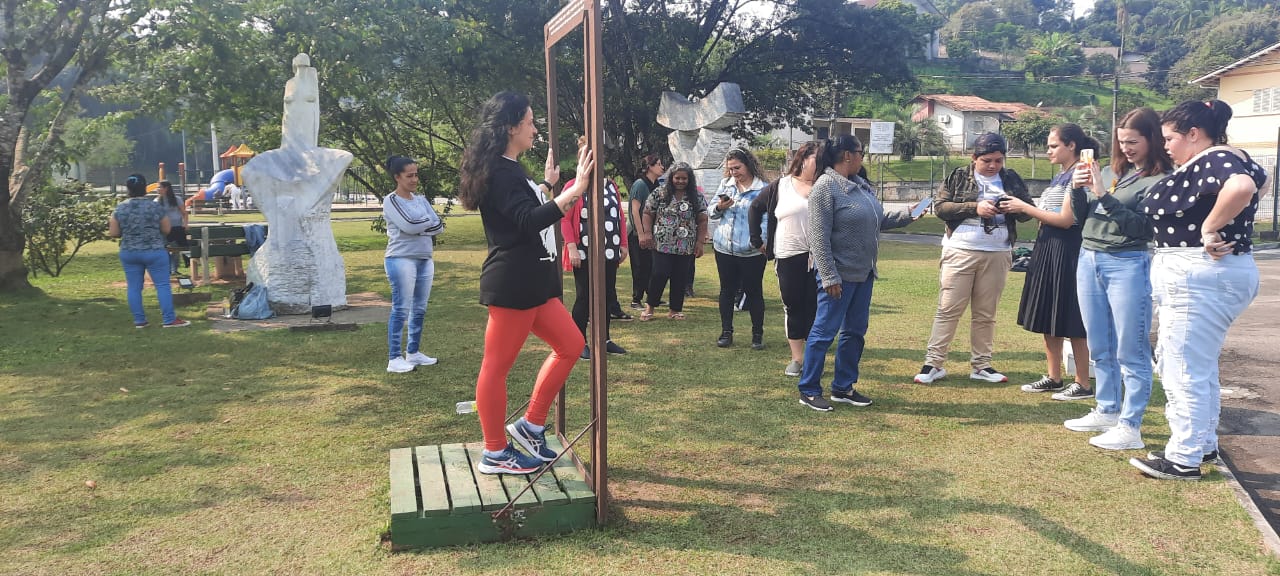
{"left": 656, "top": 83, "right": 746, "bottom": 190}
{"left": 242, "top": 53, "right": 353, "bottom": 314}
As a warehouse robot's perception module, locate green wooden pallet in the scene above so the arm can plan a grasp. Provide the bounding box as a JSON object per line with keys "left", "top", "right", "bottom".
{"left": 389, "top": 437, "right": 597, "bottom": 549}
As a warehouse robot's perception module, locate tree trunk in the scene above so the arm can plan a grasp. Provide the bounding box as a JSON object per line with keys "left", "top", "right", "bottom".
{"left": 0, "top": 208, "right": 30, "bottom": 291}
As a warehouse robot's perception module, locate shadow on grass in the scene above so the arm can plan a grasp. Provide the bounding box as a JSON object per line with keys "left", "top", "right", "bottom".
{"left": 608, "top": 466, "right": 1158, "bottom": 576}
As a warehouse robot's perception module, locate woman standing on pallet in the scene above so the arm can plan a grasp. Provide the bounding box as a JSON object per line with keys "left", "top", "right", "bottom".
{"left": 383, "top": 155, "right": 445, "bottom": 374}
{"left": 458, "top": 91, "right": 595, "bottom": 475}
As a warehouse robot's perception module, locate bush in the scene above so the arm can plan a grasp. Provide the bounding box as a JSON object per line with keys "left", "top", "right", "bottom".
{"left": 22, "top": 180, "right": 116, "bottom": 277}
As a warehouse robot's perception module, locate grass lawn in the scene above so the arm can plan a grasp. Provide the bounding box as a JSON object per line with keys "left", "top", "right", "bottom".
{"left": 2, "top": 215, "right": 1277, "bottom": 575}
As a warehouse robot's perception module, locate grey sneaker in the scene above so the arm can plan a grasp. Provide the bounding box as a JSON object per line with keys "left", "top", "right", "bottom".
{"left": 784, "top": 360, "right": 802, "bottom": 377}
{"left": 831, "top": 389, "right": 873, "bottom": 407}
{"left": 799, "top": 393, "right": 833, "bottom": 412}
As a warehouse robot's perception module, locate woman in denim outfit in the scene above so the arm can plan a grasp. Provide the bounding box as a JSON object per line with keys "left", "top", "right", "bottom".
{"left": 710, "top": 148, "right": 769, "bottom": 349}
{"left": 1129, "top": 100, "right": 1267, "bottom": 481}
{"left": 1061, "top": 108, "right": 1171, "bottom": 451}
{"left": 382, "top": 155, "right": 445, "bottom": 373}
{"left": 915, "top": 133, "right": 1033, "bottom": 385}
{"left": 108, "top": 174, "right": 189, "bottom": 328}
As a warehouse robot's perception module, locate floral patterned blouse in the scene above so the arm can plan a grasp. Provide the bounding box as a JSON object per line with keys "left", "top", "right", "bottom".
{"left": 113, "top": 197, "right": 168, "bottom": 251}
{"left": 644, "top": 189, "right": 703, "bottom": 255}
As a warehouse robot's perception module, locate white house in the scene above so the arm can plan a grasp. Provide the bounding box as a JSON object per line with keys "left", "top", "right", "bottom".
{"left": 909, "top": 94, "right": 1032, "bottom": 152}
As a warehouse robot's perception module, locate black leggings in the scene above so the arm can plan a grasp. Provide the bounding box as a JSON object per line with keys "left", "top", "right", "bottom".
{"left": 715, "top": 251, "right": 766, "bottom": 334}
{"left": 647, "top": 251, "right": 693, "bottom": 312}
{"left": 775, "top": 253, "right": 818, "bottom": 340}
{"left": 627, "top": 232, "right": 652, "bottom": 303}
{"left": 571, "top": 258, "right": 620, "bottom": 338}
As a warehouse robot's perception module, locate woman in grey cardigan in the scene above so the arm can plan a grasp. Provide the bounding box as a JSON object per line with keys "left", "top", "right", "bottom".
{"left": 383, "top": 155, "right": 445, "bottom": 373}
{"left": 797, "top": 135, "right": 917, "bottom": 412}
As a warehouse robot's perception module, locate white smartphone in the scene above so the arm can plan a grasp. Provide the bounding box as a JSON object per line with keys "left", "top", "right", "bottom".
{"left": 910, "top": 197, "right": 933, "bottom": 219}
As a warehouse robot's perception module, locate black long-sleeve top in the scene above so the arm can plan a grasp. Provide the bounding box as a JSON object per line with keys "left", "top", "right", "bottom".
{"left": 478, "top": 157, "right": 564, "bottom": 309}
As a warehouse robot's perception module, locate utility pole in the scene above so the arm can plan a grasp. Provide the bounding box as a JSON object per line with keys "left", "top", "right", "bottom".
{"left": 1112, "top": 2, "right": 1127, "bottom": 136}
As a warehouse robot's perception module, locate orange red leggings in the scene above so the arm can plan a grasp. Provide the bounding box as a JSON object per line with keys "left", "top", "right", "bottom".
{"left": 477, "top": 298, "right": 585, "bottom": 451}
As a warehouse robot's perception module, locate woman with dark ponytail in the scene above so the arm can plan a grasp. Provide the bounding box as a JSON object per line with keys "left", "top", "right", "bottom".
{"left": 998, "top": 124, "right": 1094, "bottom": 406}
{"left": 1129, "top": 100, "right": 1267, "bottom": 481}
{"left": 457, "top": 91, "right": 595, "bottom": 475}
{"left": 107, "top": 174, "right": 189, "bottom": 328}
{"left": 382, "top": 155, "right": 444, "bottom": 373}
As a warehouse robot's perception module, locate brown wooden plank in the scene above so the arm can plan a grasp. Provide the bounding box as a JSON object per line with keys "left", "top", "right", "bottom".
{"left": 414, "top": 445, "right": 450, "bottom": 517}
{"left": 498, "top": 471, "right": 540, "bottom": 509}
{"left": 462, "top": 443, "right": 510, "bottom": 511}
{"left": 545, "top": 436, "right": 595, "bottom": 503}
{"left": 389, "top": 448, "right": 418, "bottom": 520}
{"left": 438, "top": 443, "right": 481, "bottom": 514}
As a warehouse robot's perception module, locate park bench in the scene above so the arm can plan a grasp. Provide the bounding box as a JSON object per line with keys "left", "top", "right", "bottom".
{"left": 184, "top": 224, "right": 267, "bottom": 285}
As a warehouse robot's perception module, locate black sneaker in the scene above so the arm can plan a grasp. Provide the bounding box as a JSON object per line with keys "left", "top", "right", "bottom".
{"left": 751, "top": 333, "right": 765, "bottom": 350}
{"left": 1020, "top": 375, "right": 1065, "bottom": 393}
{"left": 1130, "top": 455, "right": 1202, "bottom": 481}
{"left": 799, "top": 393, "right": 833, "bottom": 412}
{"left": 716, "top": 331, "right": 733, "bottom": 348}
{"left": 605, "top": 340, "right": 627, "bottom": 355}
{"left": 1147, "top": 449, "right": 1220, "bottom": 465}
{"left": 831, "top": 389, "right": 873, "bottom": 407}
{"left": 1051, "top": 382, "right": 1095, "bottom": 401}
{"left": 610, "top": 311, "right": 633, "bottom": 321}
{"left": 629, "top": 301, "right": 645, "bottom": 311}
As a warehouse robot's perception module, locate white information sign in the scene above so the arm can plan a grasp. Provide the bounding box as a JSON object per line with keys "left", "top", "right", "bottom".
{"left": 868, "top": 121, "right": 895, "bottom": 155}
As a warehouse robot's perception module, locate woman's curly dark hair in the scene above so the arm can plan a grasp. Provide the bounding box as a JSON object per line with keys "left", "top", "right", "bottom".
{"left": 458, "top": 91, "right": 530, "bottom": 210}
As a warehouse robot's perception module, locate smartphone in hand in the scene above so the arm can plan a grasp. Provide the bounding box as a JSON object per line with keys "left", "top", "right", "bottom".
{"left": 910, "top": 197, "right": 933, "bottom": 218}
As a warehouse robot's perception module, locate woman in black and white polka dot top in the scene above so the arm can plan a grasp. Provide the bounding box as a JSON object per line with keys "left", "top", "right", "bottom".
{"left": 1129, "top": 99, "right": 1267, "bottom": 482}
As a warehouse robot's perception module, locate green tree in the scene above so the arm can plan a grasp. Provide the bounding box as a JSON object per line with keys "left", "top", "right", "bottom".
{"left": 1002, "top": 109, "right": 1064, "bottom": 166}
{"left": 21, "top": 181, "right": 115, "bottom": 277}
{"left": 0, "top": 1, "right": 155, "bottom": 291}
{"left": 1167, "top": 9, "right": 1280, "bottom": 101}
{"left": 1086, "top": 53, "right": 1118, "bottom": 86}
{"left": 1025, "top": 32, "right": 1086, "bottom": 81}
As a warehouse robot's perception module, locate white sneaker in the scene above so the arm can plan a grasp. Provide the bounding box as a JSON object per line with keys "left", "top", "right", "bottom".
{"left": 969, "top": 367, "right": 1008, "bottom": 382}
{"left": 914, "top": 365, "right": 947, "bottom": 384}
{"left": 405, "top": 351, "right": 438, "bottom": 366}
{"left": 1089, "top": 422, "right": 1145, "bottom": 450}
{"left": 1064, "top": 409, "right": 1119, "bottom": 432}
{"left": 386, "top": 356, "right": 415, "bottom": 373}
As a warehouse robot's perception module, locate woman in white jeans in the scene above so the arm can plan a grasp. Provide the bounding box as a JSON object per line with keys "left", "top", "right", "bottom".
{"left": 1129, "top": 100, "right": 1267, "bottom": 481}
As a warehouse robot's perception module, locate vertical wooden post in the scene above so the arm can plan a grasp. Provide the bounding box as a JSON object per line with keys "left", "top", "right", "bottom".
{"left": 544, "top": 0, "right": 607, "bottom": 526}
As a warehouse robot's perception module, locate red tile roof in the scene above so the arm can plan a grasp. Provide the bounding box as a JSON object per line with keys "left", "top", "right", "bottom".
{"left": 911, "top": 94, "right": 1033, "bottom": 114}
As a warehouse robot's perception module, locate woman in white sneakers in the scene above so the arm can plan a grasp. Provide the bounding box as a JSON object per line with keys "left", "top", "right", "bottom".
{"left": 382, "top": 155, "right": 445, "bottom": 373}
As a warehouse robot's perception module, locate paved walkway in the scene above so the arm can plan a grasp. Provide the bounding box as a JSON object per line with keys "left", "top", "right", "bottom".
{"left": 882, "top": 232, "right": 1280, "bottom": 554}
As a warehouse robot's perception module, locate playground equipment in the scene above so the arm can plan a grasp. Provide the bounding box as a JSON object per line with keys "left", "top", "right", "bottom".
{"left": 387, "top": 0, "right": 609, "bottom": 549}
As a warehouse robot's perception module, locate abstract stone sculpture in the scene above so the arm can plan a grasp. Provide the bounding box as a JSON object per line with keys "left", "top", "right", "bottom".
{"left": 656, "top": 83, "right": 745, "bottom": 189}
{"left": 242, "top": 53, "right": 353, "bottom": 314}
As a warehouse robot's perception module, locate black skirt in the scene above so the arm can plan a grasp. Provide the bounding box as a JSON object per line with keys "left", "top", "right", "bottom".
{"left": 1017, "top": 224, "right": 1086, "bottom": 338}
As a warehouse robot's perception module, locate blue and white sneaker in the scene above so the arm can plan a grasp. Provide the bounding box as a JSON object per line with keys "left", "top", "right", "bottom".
{"left": 507, "top": 418, "right": 558, "bottom": 462}
{"left": 476, "top": 443, "right": 543, "bottom": 475}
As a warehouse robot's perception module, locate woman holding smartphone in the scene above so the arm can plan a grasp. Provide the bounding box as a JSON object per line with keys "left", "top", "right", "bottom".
{"left": 710, "top": 148, "right": 769, "bottom": 349}
{"left": 997, "top": 124, "right": 1096, "bottom": 401}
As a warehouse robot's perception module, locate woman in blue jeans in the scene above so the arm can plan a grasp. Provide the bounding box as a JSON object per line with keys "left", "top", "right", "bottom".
{"left": 109, "top": 174, "right": 190, "bottom": 329}
{"left": 383, "top": 156, "right": 445, "bottom": 373}
{"left": 1129, "top": 100, "right": 1266, "bottom": 480}
{"left": 797, "top": 135, "right": 917, "bottom": 412}
{"left": 1062, "top": 108, "right": 1171, "bottom": 450}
